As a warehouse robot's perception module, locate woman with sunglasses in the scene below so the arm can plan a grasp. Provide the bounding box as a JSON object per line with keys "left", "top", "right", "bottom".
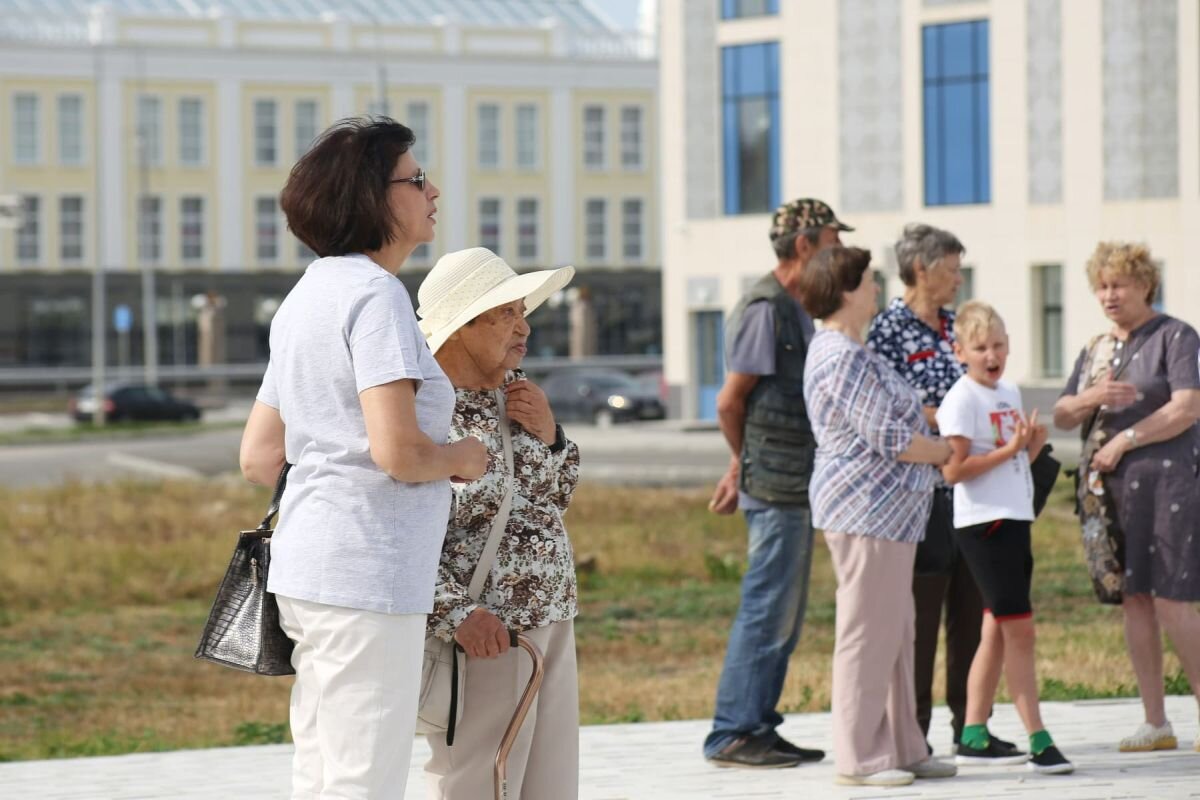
{"left": 239, "top": 117, "right": 487, "bottom": 800}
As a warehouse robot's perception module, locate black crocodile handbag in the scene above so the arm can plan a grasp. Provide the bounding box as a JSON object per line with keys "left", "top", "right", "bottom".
{"left": 195, "top": 463, "right": 295, "bottom": 676}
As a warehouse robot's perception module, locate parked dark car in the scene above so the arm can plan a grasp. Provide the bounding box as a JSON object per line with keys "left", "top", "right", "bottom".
{"left": 70, "top": 383, "right": 202, "bottom": 423}
{"left": 541, "top": 369, "right": 666, "bottom": 426}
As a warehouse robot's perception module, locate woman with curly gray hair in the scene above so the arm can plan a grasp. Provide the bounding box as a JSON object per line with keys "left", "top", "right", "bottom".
{"left": 865, "top": 223, "right": 1015, "bottom": 756}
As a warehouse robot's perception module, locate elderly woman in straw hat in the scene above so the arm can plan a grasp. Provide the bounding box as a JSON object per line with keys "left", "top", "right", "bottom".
{"left": 418, "top": 247, "right": 581, "bottom": 799}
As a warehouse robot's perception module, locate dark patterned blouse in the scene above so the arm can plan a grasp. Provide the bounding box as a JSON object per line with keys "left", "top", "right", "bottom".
{"left": 428, "top": 370, "right": 581, "bottom": 642}
{"left": 866, "top": 297, "right": 964, "bottom": 411}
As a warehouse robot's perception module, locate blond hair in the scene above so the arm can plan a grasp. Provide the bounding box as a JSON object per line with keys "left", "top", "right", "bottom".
{"left": 954, "top": 300, "right": 1006, "bottom": 344}
{"left": 1085, "top": 241, "right": 1159, "bottom": 304}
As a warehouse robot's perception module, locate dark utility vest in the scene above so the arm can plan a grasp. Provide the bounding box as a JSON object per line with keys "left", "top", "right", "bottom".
{"left": 730, "top": 273, "right": 815, "bottom": 506}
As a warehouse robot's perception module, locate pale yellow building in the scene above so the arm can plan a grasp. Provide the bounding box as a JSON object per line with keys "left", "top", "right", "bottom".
{"left": 0, "top": 1, "right": 658, "bottom": 367}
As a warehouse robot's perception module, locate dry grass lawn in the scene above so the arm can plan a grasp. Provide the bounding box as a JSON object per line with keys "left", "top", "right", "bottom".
{"left": 0, "top": 477, "right": 1185, "bottom": 761}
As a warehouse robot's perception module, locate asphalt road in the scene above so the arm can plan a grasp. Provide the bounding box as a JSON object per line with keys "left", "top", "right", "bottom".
{"left": 0, "top": 421, "right": 734, "bottom": 488}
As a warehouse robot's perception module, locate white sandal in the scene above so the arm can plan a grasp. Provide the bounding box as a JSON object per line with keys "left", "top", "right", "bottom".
{"left": 1118, "top": 721, "right": 1177, "bottom": 752}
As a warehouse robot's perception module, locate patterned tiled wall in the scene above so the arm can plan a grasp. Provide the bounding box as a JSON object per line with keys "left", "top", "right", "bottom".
{"left": 1102, "top": 0, "right": 1178, "bottom": 199}
{"left": 838, "top": 0, "right": 903, "bottom": 213}
{"left": 685, "top": 0, "right": 720, "bottom": 220}
{"left": 1027, "top": 0, "right": 1062, "bottom": 204}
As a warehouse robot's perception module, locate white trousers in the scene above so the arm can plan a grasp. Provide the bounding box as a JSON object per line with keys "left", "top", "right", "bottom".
{"left": 277, "top": 595, "right": 426, "bottom": 800}
{"left": 424, "top": 619, "right": 580, "bottom": 800}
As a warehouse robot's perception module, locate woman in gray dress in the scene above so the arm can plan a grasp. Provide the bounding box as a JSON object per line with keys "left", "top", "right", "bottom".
{"left": 1054, "top": 242, "right": 1200, "bottom": 753}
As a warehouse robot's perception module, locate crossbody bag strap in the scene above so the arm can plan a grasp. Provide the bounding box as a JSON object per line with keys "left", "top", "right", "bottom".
{"left": 466, "top": 389, "right": 515, "bottom": 601}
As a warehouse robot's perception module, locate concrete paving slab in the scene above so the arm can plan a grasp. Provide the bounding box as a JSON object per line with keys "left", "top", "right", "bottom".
{"left": 2, "top": 696, "right": 1197, "bottom": 799}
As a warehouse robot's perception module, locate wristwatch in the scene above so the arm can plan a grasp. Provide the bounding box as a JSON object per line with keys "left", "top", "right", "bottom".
{"left": 548, "top": 423, "right": 567, "bottom": 454}
{"left": 1123, "top": 428, "right": 1138, "bottom": 447}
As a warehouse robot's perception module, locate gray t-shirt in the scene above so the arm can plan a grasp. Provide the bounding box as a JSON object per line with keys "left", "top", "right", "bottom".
{"left": 257, "top": 254, "right": 455, "bottom": 615}
{"left": 726, "top": 298, "right": 815, "bottom": 510}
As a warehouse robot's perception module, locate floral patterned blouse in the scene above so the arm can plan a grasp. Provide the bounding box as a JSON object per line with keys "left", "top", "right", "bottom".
{"left": 427, "top": 370, "right": 581, "bottom": 642}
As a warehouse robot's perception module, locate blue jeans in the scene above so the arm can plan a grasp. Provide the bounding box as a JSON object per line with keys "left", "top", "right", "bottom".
{"left": 704, "top": 505, "right": 815, "bottom": 758}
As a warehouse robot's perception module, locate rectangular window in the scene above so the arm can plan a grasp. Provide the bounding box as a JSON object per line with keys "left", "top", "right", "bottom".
{"left": 620, "top": 106, "right": 644, "bottom": 170}
{"left": 721, "top": 0, "right": 779, "bottom": 19}
{"left": 179, "top": 97, "right": 205, "bottom": 166}
{"left": 180, "top": 196, "right": 204, "bottom": 263}
{"left": 622, "top": 198, "right": 643, "bottom": 261}
{"left": 294, "top": 99, "right": 318, "bottom": 161}
{"left": 478, "top": 197, "right": 501, "bottom": 254}
{"left": 923, "top": 20, "right": 991, "bottom": 206}
{"left": 722, "top": 42, "right": 781, "bottom": 214}
{"left": 956, "top": 265, "right": 975, "bottom": 305}
{"left": 58, "top": 94, "right": 84, "bottom": 165}
{"left": 137, "top": 195, "right": 162, "bottom": 264}
{"left": 585, "top": 198, "right": 607, "bottom": 262}
{"left": 517, "top": 197, "right": 539, "bottom": 261}
{"left": 254, "top": 99, "right": 278, "bottom": 166}
{"left": 583, "top": 105, "right": 606, "bottom": 169}
{"left": 407, "top": 101, "right": 431, "bottom": 164}
{"left": 14, "top": 93, "right": 39, "bottom": 164}
{"left": 16, "top": 195, "right": 40, "bottom": 263}
{"left": 256, "top": 197, "right": 279, "bottom": 261}
{"left": 515, "top": 104, "right": 539, "bottom": 169}
{"left": 478, "top": 103, "right": 501, "bottom": 169}
{"left": 1035, "top": 264, "right": 1063, "bottom": 377}
{"left": 410, "top": 242, "right": 431, "bottom": 265}
{"left": 136, "top": 95, "right": 162, "bottom": 166}
{"left": 60, "top": 195, "right": 84, "bottom": 263}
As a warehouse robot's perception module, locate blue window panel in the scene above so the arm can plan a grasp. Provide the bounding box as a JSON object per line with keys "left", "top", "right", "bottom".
{"left": 721, "top": 0, "right": 779, "bottom": 19}
{"left": 939, "top": 23, "right": 976, "bottom": 79}
{"left": 922, "top": 19, "right": 990, "bottom": 206}
{"left": 722, "top": 41, "right": 781, "bottom": 214}
{"left": 767, "top": 94, "right": 781, "bottom": 210}
{"left": 723, "top": 99, "right": 741, "bottom": 215}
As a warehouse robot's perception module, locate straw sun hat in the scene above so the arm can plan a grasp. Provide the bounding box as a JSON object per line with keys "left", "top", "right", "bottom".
{"left": 417, "top": 247, "right": 575, "bottom": 354}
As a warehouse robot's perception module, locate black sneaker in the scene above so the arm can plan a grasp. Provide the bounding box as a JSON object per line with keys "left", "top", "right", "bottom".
{"left": 774, "top": 736, "right": 825, "bottom": 763}
{"left": 1028, "top": 745, "right": 1074, "bottom": 775}
{"left": 956, "top": 737, "right": 1030, "bottom": 766}
{"left": 707, "top": 735, "right": 803, "bottom": 769}
{"left": 990, "top": 733, "right": 1021, "bottom": 756}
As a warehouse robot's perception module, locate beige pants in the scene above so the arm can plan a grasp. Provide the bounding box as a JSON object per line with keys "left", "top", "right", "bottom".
{"left": 424, "top": 619, "right": 579, "bottom": 800}
{"left": 825, "top": 532, "right": 928, "bottom": 776}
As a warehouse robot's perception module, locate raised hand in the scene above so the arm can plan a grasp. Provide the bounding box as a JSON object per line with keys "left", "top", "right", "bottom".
{"left": 505, "top": 379, "right": 556, "bottom": 444}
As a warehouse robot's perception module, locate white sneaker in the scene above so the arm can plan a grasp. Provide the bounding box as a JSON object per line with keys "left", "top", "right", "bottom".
{"left": 835, "top": 769, "right": 915, "bottom": 787}
{"left": 1118, "top": 721, "right": 1177, "bottom": 752}
{"left": 904, "top": 757, "right": 957, "bottom": 779}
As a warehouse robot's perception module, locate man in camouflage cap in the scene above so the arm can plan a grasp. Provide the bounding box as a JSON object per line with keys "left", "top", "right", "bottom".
{"left": 703, "top": 198, "right": 851, "bottom": 769}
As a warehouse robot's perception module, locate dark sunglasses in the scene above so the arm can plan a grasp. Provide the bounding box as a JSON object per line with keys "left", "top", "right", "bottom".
{"left": 390, "top": 169, "right": 426, "bottom": 191}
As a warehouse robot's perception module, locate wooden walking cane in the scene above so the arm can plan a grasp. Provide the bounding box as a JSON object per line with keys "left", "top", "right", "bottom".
{"left": 494, "top": 631, "right": 545, "bottom": 800}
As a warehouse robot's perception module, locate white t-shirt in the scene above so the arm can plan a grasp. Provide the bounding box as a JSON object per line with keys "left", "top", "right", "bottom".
{"left": 257, "top": 254, "right": 455, "bottom": 615}
{"left": 935, "top": 376, "right": 1034, "bottom": 528}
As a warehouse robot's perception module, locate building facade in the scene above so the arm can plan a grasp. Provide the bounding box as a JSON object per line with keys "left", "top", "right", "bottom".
{"left": 660, "top": 0, "right": 1200, "bottom": 419}
{"left": 0, "top": 0, "right": 659, "bottom": 367}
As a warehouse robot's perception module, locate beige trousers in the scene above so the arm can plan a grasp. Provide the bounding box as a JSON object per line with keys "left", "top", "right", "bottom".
{"left": 824, "top": 532, "right": 928, "bottom": 776}
{"left": 424, "top": 619, "right": 579, "bottom": 800}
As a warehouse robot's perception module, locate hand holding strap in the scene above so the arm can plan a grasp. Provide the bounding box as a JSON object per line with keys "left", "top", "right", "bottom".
{"left": 256, "top": 462, "right": 293, "bottom": 532}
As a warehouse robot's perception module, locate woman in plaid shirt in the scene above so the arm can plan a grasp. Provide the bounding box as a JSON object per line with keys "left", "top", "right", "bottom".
{"left": 799, "top": 246, "right": 956, "bottom": 788}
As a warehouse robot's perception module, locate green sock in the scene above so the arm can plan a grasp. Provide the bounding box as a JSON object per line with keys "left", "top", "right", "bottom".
{"left": 1029, "top": 730, "right": 1053, "bottom": 755}
{"left": 961, "top": 724, "right": 990, "bottom": 749}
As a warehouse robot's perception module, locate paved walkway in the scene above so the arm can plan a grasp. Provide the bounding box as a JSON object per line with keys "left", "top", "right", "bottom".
{"left": 2, "top": 696, "right": 1197, "bottom": 799}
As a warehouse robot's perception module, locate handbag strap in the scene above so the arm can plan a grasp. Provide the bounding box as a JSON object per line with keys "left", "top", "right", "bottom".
{"left": 466, "top": 389, "right": 515, "bottom": 601}
{"left": 256, "top": 462, "right": 293, "bottom": 532}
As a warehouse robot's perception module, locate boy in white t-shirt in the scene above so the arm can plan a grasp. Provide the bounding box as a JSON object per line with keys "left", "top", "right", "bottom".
{"left": 935, "top": 301, "right": 1074, "bottom": 775}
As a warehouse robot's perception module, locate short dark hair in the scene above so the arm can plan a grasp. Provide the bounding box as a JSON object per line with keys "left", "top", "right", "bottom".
{"left": 771, "top": 227, "right": 822, "bottom": 261}
{"left": 798, "top": 245, "right": 872, "bottom": 319}
{"left": 281, "top": 116, "right": 416, "bottom": 258}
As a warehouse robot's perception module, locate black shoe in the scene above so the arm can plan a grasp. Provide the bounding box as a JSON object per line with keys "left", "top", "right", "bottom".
{"left": 1027, "top": 745, "right": 1074, "bottom": 775}
{"left": 774, "top": 736, "right": 825, "bottom": 762}
{"left": 956, "top": 737, "right": 1030, "bottom": 766}
{"left": 990, "top": 733, "right": 1021, "bottom": 756}
{"left": 707, "top": 735, "right": 803, "bottom": 769}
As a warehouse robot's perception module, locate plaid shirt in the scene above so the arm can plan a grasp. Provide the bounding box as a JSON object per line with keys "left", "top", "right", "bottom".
{"left": 803, "top": 330, "right": 938, "bottom": 542}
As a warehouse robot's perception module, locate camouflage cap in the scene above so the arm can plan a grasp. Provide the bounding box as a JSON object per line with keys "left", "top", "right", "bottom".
{"left": 768, "top": 198, "right": 854, "bottom": 242}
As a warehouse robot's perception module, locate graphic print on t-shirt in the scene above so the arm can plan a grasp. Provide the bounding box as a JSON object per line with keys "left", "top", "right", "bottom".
{"left": 988, "top": 404, "right": 1021, "bottom": 447}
